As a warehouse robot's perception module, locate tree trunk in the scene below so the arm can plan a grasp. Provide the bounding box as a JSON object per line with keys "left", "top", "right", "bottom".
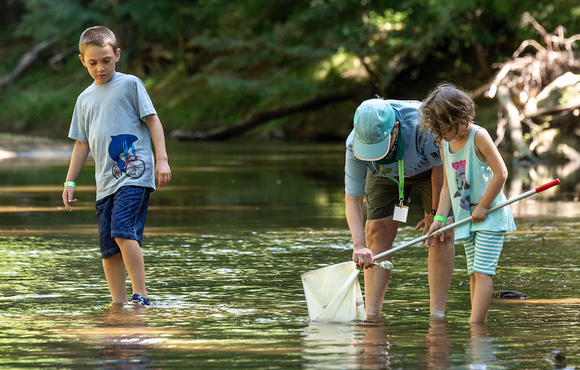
{"left": 496, "top": 85, "right": 532, "bottom": 159}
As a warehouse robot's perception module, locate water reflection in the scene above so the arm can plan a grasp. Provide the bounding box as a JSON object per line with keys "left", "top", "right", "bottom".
{"left": 467, "top": 323, "right": 497, "bottom": 369}
{"left": 302, "top": 322, "right": 361, "bottom": 369}
{"left": 424, "top": 317, "right": 452, "bottom": 369}
{"left": 301, "top": 317, "right": 502, "bottom": 370}
{"left": 302, "top": 318, "right": 392, "bottom": 370}
{"left": 93, "top": 304, "right": 153, "bottom": 369}
{"left": 356, "top": 318, "right": 392, "bottom": 369}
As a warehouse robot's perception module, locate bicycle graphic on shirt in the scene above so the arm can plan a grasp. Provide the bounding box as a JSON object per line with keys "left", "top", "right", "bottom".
{"left": 109, "top": 134, "right": 146, "bottom": 179}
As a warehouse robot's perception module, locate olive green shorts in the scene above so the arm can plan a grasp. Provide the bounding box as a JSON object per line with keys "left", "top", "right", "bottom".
{"left": 365, "top": 169, "right": 433, "bottom": 220}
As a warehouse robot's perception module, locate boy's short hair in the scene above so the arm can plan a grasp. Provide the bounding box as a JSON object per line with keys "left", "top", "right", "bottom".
{"left": 79, "top": 26, "right": 118, "bottom": 55}
{"left": 420, "top": 83, "right": 475, "bottom": 147}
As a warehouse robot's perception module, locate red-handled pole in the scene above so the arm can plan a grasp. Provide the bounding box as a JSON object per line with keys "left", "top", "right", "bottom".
{"left": 535, "top": 178, "right": 561, "bottom": 193}
{"left": 373, "top": 179, "right": 561, "bottom": 261}
{"left": 495, "top": 178, "right": 561, "bottom": 208}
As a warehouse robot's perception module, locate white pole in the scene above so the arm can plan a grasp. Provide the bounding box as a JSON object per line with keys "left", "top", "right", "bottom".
{"left": 373, "top": 179, "right": 561, "bottom": 261}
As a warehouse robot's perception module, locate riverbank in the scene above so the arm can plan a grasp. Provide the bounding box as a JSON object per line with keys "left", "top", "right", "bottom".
{"left": 0, "top": 133, "right": 72, "bottom": 159}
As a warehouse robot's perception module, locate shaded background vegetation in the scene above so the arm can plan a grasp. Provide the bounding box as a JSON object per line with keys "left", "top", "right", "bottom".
{"left": 0, "top": 0, "right": 578, "bottom": 141}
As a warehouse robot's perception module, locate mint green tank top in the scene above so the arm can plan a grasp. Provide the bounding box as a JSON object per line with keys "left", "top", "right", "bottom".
{"left": 443, "top": 126, "right": 516, "bottom": 239}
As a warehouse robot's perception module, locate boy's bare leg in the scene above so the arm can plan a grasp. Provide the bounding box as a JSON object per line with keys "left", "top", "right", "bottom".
{"left": 116, "top": 238, "right": 148, "bottom": 298}
{"left": 469, "top": 272, "right": 492, "bottom": 323}
{"left": 428, "top": 226, "right": 455, "bottom": 316}
{"left": 363, "top": 217, "right": 398, "bottom": 316}
{"left": 102, "top": 253, "right": 127, "bottom": 303}
{"left": 470, "top": 273, "right": 475, "bottom": 303}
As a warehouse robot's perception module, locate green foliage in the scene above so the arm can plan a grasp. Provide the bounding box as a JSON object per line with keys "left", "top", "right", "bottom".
{"left": 15, "top": 0, "right": 100, "bottom": 46}
{"left": 0, "top": 57, "right": 86, "bottom": 135}
{"left": 1, "top": 0, "right": 580, "bottom": 138}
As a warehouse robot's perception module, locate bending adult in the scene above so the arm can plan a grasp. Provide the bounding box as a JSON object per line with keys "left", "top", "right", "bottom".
{"left": 344, "top": 98, "right": 455, "bottom": 318}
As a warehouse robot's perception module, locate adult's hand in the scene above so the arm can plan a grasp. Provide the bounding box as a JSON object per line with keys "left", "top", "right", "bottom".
{"left": 345, "top": 193, "right": 374, "bottom": 268}
{"left": 353, "top": 245, "right": 375, "bottom": 268}
{"left": 415, "top": 213, "right": 435, "bottom": 236}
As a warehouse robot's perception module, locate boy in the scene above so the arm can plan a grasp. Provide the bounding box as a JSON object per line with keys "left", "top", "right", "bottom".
{"left": 62, "top": 26, "right": 171, "bottom": 306}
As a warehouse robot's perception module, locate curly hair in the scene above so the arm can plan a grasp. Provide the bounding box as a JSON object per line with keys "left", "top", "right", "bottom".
{"left": 79, "top": 26, "right": 118, "bottom": 55}
{"left": 420, "top": 83, "right": 475, "bottom": 147}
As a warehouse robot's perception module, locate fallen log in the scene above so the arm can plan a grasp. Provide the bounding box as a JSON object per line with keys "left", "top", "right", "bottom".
{"left": 485, "top": 13, "right": 580, "bottom": 161}
{"left": 0, "top": 37, "right": 59, "bottom": 93}
{"left": 171, "top": 90, "right": 356, "bottom": 141}
{"left": 525, "top": 100, "right": 580, "bottom": 119}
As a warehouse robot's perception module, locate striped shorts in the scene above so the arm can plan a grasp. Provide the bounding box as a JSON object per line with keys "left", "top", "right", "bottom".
{"left": 462, "top": 231, "right": 505, "bottom": 276}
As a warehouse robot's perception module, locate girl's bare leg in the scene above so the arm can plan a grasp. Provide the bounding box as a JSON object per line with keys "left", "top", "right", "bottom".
{"left": 470, "top": 272, "right": 492, "bottom": 323}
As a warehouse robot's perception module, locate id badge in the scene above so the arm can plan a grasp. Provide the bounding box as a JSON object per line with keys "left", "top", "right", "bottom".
{"left": 393, "top": 204, "right": 409, "bottom": 223}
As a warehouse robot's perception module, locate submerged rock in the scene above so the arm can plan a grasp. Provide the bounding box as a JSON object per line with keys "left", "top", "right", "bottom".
{"left": 546, "top": 350, "right": 566, "bottom": 367}
{"left": 492, "top": 290, "right": 527, "bottom": 300}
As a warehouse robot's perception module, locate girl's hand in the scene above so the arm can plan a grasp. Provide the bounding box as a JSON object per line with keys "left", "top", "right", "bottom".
{"left": 471, "top": 205, "right": 488, "bottom": 222}
{"left": 426, "top": 220, "right": 445, "bottom": 248}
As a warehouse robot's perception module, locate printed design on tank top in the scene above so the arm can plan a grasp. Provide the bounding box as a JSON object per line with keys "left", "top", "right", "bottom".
{"left": 452, "top": 160, "right": 471, "bottom": 210}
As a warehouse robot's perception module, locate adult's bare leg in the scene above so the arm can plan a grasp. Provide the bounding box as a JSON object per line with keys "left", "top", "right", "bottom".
{"left": 428, "top": 223, "right": 455, "bottom": 316}
{"left": 102, "top": 253, "right": 127, "bottom": 303}
{"left": 364, "top": 217, "right": 398, "bottom": 316}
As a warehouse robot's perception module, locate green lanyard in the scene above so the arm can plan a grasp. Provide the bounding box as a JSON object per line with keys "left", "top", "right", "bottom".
{"left": 378, "top": 158, "right": 405, "bottom": 206}
{"left": 374, "top": 125, "right": 405, "bottom": 206}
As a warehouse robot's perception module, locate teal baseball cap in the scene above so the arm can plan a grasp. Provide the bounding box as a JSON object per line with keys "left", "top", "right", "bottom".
{"left": 352, "top": 99, "right": 396, "bottom": 161}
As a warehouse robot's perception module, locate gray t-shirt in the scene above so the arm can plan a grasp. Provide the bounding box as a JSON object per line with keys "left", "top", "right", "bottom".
{"left": 69, "top": 72, "right": 157, "bottom": 200}
{"left": 344, "top": 99, "right": 442, "bottom": 196}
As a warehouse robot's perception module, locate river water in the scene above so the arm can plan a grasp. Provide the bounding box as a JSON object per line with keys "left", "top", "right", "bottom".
{"left": 0, "top": 141, "right": 578, "bottom": 369}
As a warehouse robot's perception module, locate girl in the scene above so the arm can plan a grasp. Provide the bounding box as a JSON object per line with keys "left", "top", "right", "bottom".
{"left": 420, "top": 83, "right": 516, "bottom": 323}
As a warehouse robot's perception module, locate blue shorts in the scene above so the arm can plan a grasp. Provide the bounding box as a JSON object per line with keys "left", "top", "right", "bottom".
{"left": 95, "top": 186, "right": 152, "bottom": 259}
